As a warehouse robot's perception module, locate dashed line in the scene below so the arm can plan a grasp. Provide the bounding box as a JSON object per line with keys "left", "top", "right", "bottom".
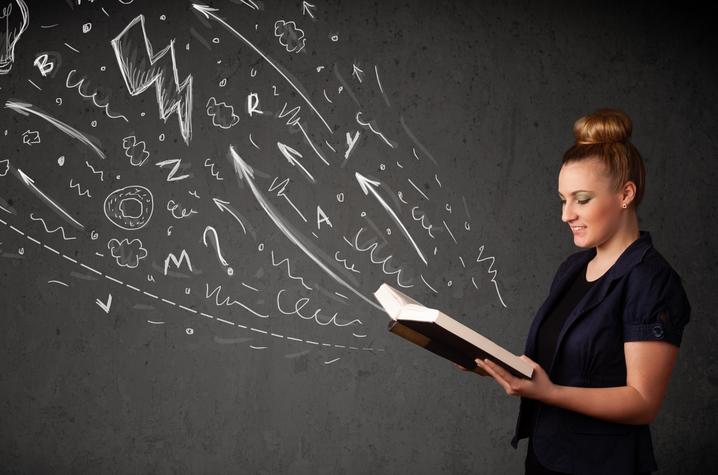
{"left": 80, "top": 263, "right": 102, "bottom": 275}
{"left": 0, "top": 219, "right": 384, "bottom": 352}
{"left": 43, "top": 244, "right": 60, "bottom": 255}
{"left": 104, "top": 275, "right": 124, "bottom": 285}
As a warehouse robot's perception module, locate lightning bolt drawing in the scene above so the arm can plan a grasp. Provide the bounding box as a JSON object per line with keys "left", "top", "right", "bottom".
{"left": 111, "top": 15, "right": 193, "bottom": 145}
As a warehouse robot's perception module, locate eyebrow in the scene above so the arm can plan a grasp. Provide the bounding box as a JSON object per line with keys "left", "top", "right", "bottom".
{"left": 558, "top": 190, "right": 592, "bottom": 197}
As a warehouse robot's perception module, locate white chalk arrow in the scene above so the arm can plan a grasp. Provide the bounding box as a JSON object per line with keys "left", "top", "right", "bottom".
{"left": 212, "top": 197, "right": 247, "bottom": 234}
{"left": 229, "top": 145, "right": 382, "bottom": 311}
{"left": 16, "top": 168, "right": 85, "bottom": 230}
{"left": 352, "top": 64, "right": 365, "bottom": 83}
{"left": 95, "top": 293, "right": 112, "bottom": 314}
{"left": 277, "top": 142, "right": 315, "bottom": 183}
{"left": 192, "top": 3, "right": 332, "bottom": 134}
{"left": 355, "top": 172, "right": 428, "bottom": 266}
{"left": 302, "top": 1, "right": 316, "bottom": 19}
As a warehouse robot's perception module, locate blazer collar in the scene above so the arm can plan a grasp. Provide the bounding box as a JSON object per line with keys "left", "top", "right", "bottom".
{"left": 525, "top": 230, "right": 654, "bottom": 374}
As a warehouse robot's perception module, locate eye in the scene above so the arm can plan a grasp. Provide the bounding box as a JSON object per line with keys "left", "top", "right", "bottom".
{"left": 578, "top": 198, "right": 590, "bottom": 205}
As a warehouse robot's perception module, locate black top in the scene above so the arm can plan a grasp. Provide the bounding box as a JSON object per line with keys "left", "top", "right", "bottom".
{"left": 523, "top": 258, "right": 601, "bottom": 435}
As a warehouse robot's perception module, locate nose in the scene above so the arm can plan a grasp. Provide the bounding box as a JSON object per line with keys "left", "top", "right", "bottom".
{"left": 561, "top": 202, "right": 577, "bottom": 223}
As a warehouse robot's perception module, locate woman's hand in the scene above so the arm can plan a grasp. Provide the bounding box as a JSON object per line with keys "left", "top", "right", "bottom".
{"left": 477, "top": 355, "right": 557, "bottom": 402}
{"left": 453, "top": 361, "right": 489, "bottom": 376}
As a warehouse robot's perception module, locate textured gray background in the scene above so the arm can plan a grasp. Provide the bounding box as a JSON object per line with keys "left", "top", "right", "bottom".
{"left": 1, "top": 0, "right": 716, "bottom": 473}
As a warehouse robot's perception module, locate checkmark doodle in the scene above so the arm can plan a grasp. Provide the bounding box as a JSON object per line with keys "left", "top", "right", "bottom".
{"left": 95, "top": 293, "right": 112, "bottom": 314}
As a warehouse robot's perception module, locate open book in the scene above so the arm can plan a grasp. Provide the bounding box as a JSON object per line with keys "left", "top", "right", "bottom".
{"left": 374, "top": 283, "right": 533, "bottom": 379}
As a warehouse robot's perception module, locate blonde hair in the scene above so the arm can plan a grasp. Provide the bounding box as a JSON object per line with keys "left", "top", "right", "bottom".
{"left": 562, "top": 108, "right": 645, "bottom": 209}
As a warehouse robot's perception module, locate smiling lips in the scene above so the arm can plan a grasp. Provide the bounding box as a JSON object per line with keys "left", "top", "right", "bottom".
{"left": 571, "top": 225, "right": 586, "bottom": 233}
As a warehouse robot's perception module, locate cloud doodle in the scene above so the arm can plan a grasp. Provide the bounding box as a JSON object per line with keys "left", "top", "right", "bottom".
{"left": 206, "top": 97, "right": 239, "bottom": 129}
{"left": 122, "top": 135, "right": 149, "bottom": 166}
{"left": 274, "top": 20, "right": 306, "bottom": 53}
{"left": 107, "top": 237, "right": 148, "bottom": 269}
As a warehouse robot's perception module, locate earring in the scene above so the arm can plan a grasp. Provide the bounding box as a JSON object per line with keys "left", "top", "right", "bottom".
{"left": 622, "top": 203, "right": 627, "bottom": 208}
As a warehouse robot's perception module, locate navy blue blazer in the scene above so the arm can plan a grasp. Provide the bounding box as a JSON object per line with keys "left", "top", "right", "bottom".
{"left": 510, "top": 230, "right": 691, "bottom": 475}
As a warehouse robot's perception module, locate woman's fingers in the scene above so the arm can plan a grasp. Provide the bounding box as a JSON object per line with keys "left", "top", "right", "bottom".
{"left": 454, "top": 362, "right": 488, "bottom": 376}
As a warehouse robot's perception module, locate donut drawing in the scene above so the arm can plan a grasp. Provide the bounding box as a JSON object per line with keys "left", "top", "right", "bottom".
{"left": 103, "top": 185, "right": 154, "bottom": 231}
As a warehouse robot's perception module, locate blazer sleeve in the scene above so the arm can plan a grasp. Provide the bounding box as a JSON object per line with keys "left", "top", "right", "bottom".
{"left": 622, "top": 263, "right": 691, "bottom": 347}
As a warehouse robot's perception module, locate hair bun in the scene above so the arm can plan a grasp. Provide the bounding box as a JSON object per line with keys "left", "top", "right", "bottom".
{"left": 573, "top": 108, "right": 632, "bottom": 145}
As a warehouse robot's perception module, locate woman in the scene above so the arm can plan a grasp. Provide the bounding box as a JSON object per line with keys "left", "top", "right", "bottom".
{"left": 458, "top": 108, "right": 691, "bottom": 475}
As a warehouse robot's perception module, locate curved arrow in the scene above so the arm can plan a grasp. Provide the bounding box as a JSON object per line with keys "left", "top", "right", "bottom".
{"left": 229, "top": 145, "right": 382, "bottom": 311}
{"left": 355, "top": 172, "right": 427, "bottom": 266}
{"left": 193, "top": 4, "right": 332, "bottom": 134}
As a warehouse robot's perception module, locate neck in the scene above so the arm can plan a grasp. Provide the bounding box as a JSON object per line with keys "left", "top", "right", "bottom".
{"left": 594, "top": 214, "right": 640, "bottom": 264}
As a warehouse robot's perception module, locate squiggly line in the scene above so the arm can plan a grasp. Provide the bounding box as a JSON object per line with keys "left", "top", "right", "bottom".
{"left": 355, "top": 111, "right": 396, "bottom": 149}
{"left": 205, "top": 283, "right": 268, "bottom": 318}
{"left": 69, "top": 179, "right": 91, "bottom": 197}
{"left": 334, "top": 250, "right": 361, "bottom": 274}
{"left": 276, "top": 289, "right": 363, "bottom": 327}
{"left": 476, "top": 245, "right": 507, "bottom": 308}
{"left": 351, "top": 227, "right": 414, "bottom": 288}
{"left": 85, "top": 161, "right": 104, "bottom": 181}
{"left": 65, "top": 69, "right": 128, "bottom": 122}
{"left": 271, "top": 250, "right": 312, "bottom": 290}
{"left": 411, "top": 206, "right": 436, "bottom": 238}
{"left": 0, "top": 218, "right": 382, "bottom": 351}
{"left": 203, "top": 158, "right": 224, "bottom": 181}
{"left": 29, "top": 213, "right": 77, "bottom": 240}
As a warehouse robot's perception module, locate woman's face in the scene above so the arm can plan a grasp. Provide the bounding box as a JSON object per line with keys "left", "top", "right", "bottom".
{"left": 558, "top": 158, "right": 624, "bottom": 248}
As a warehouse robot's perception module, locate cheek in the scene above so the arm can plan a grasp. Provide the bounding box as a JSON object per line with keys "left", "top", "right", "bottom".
{"left": 586, "top": 200, "right": 617, "bottom": 224}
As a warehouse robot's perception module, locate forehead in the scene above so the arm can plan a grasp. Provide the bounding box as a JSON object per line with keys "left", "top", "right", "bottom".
{"left": 558, "top": 159, "right": 610, "bottom": 193}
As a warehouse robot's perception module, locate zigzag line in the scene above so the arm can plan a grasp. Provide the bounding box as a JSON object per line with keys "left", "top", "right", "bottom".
{"left": 85, "top": 161, "right": 104, "bottom": 181}
{"left": 69, "top": 179, "right": 91, "bottom": 197}
{"left": 270, "top": 250, "right": 312, "bottom": 290}
{"left": 29, "top": 213, "right": 77, "bottom": 240}
{"left": 203, "top": 158, "right": 223, "bottom": 181}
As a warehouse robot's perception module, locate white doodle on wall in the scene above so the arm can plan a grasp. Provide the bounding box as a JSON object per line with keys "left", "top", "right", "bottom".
{"left": 29, "top": 213, "right": 76, "bottom": 240}
{"left": 104, "top": 185, "right": 154, "bottom": 231}
{"left": 355, "top": 172, "right": 427, "bottom": 265}
{"left": 6, "top": 100, "right": 106, "bottom": 159}
{"left": 230, "top": 146, "right": 382, "bottom": 311}
{"left": 21, "top": 130, "right": 40, "bottom": 145}
{"left": 0, "top": 159, "right": 9, "bottom": 177}
{"left": 166, "top": 199, "right": 198, "bottom": 219}
{"left": 155, "top": 158, "right": 190, "bottom": 182}
{"left": 112, "top": 15, "right": 193, "bottom": 145}
{"left": 193, "top": 5, "right": 333, "bottom": 133}
{"left": 206, "top": 97, "right": 239, "bottom": 129}
{"left": 16, "top": 168, "right": 86, "bottom": 231}
{"left": 277, "top": 142, "right": 315, "bottom": 183}
{"left": 203, "top": 226, "right": 233, "bottom": 276}
{"left": 274, "top": 20, "right": 306, "bottom": 53}
{"left": 164, "top": 249, "right": 193, "bottom": 275}
{"left": 122, "top": 135, "right": 150, "bottom": 166}
{"left": 0, "top": 0, "right": 29, "bottom": 75}
{"left": 107, "top": 237, "right": 148, "bottom": 269}
{"left": 33, "top": 53, "right": 54, "bottom": 76}
{"left": 65, "top": 69, "right": 129, "bottom": 122}
{"left": 69, "top": 179, "right": 92, "bottom": 198}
